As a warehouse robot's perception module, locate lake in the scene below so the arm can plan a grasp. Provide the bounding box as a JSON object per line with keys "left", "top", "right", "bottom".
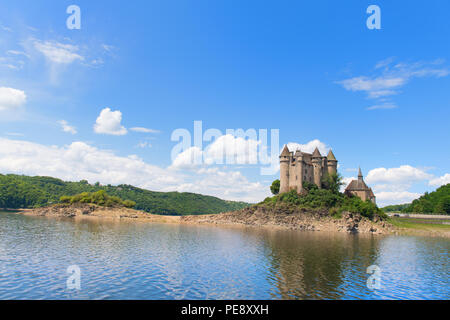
{"left": 0, "top": 211, "right": 448, "bottom": 300}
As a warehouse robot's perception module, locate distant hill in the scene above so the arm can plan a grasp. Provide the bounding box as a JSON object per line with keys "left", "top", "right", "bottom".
{"left": 0, "top": 174, "right": 250, "bottom": 215}
{"left": 383, "top": 184, "right": 450, "bottom": 215}
{"left": 382, "top": 204, "right": 410, "bottom": 213}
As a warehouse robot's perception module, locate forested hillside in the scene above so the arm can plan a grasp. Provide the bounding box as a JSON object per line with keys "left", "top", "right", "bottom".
{"left": 0, "top": 174, "right": 250, "bottom": 215}
{"left": 402, "top": 184, "right": 450, "bottom": 214}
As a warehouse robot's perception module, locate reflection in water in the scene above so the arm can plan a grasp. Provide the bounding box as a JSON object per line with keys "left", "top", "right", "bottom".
{"left": 0, "top": 212, "right": 448, "bottom": 300}
{"left": 252, "top": 229, "right": 381, "bottom": 299}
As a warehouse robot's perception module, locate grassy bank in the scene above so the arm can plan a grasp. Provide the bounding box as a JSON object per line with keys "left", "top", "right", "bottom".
{"left": 388, "top": 217, "right": 450, "bottom": 236}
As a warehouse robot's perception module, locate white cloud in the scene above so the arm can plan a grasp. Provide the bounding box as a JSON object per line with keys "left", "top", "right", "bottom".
{"left": 5, "top": 132, "right": 24, "bottom": 137}
{"left": 58, "top": 120, "right": 77, "bottom": 135}
{"left": 365, "top": 165, "right": 433, "bottom": 185}
{"left": 136, "top": 141, "right": 152, "bottom": 149}
{"left": 171, "top": 168, "right": 269, "bottom": 203}
{"left": 375, "top": 57, "right": 395, "bottom": 70}
{"left": 130, "top": 127, "right": 160, "bottom": 134}
{"left": 0, "top": 138, "right": 266, "bottom": 203}
{"left": 338, "top": 59, "right": 450, "bottom": 110}
{"left": 102, "top": 44, "right": 115, "bottom": 52}
{"left": 287, "top": 139, "right": 329, "bottom": 156}
{"left": 0, "top": 25, "right": 12, "bottom": 32}
{"left": 33, "top": 40, "right": 84, "bottom": 64}
{"left": 0, "top": 138, "right": 178, "bottom": 189}
{"left": 429, "top": 174, "right": 450, "bottom": 187}
{"left": 339, "top": 76, "right": 405, "bottom": 94}
{"left": 205, "top": 134, "right": 260, "bottom": 165}
{"left": 7, "top": 50, "right": 30, "bottom": 59}
{"left": 360, "top": 165, "right": 450, "bottom": 206}
{"left": 376, "top": 191, "right": 422, "bottom": 207}
{"left": 94, "top": 108, "right": 127, "bottom": 136}
{"left": 171, "top": 134, "right": 262, "bottom": 169}
{"left": 171, "top": 147, "right": 204, "bottom": 169}
{"left": 367, "top": 103, "right": 398, "bottom": 110}
{"left": 341, "top": 176, "right": 356, "bottom": 192}
{"left": 0, "top": 87, "right": 27, "bottom": 111}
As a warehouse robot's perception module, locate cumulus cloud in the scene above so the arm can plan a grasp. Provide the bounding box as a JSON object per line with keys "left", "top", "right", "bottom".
{"left": 356, "top": 165, "right": 450, "bottom": 206}
{"left": 0, "top": 138, "right": 178, "bottom": 189}
{"left": 0, "top": 87, "right": 27, "bottom": 111}
{"left": 58, "top": 120, "right": 77, "bottom": 135}
{"left": 94, "top": 108, "right": 127, "bottom": 136}
{"left": 205, "top": 134, "right": 260, "bottom": 165}
{"left": 375, "top": 191, "right": 422, "bottom": 206}
{"left": 130, "top": 127, "right": 160, "bottom": 134}
{"left": 171, "top": 168, "right": 269, "bottom": 202}
{"left": 171, "top": 134, "right": 262, "bottom": 169}
{"left": 366, "top": 165, "right": 433, "bottom": 185}
{"left": 287, "top": 139, "right": 329, "bottom": 156}
{"left": 0, "top": 138, "right": 266, "bottom": 203}
{"left": 33, "top": 40, "right": 84, "bottom": 64}
{"left": 171, "top": 146, "right": 203, "bottom": 169}
{"left": 429, "top": 173, "right": 450, "bottom": 187}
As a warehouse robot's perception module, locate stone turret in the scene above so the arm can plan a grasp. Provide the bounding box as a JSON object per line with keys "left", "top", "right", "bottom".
{"left": 311, "top": 147, "right": 323, "bottom": 188}
{"left": 327, "top": 149, "right": 338, "bottom": 176}
{"left": 279, "top": 145, "right": 291, "bottom": 194}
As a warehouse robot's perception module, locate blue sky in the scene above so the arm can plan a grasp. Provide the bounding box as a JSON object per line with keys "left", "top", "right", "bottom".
{"left": 0, "top": 0, "right": 449, "bottom": 206}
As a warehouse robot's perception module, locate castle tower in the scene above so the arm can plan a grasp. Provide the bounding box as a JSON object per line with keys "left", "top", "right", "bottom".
{"left": 327, "top": 149, "right": 338, "bottom": 176}
{"left": 293, "top": 150, "right": 304, "bottom": 192}
{"left": 312, "top": 147, "right": 323, "bottom": 188}
{"left": 279, "top": 145, "right": 291, "bottom": 193}
{"left": 358, "top": 167, "right": 363, "bottom": 182}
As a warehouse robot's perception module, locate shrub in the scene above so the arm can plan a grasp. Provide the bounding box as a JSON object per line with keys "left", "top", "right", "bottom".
{"left": 270, "top": 180, "right": 280, "bottom": 195}
{"left": 261, "top": 184, "right": 386, "bottom": 221}
{"left": 59, "top": 190, "right": 136, "bottom": 209}
{"left": 123, "top": 200, "right": 136, "bottom": 208}
{"left": 60, "top": 196, "right": 71, "bottom": 203}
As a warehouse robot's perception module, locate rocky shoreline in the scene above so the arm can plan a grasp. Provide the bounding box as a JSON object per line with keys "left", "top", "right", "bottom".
{"left": 181, "top": 204, "right": 394, "bottom": 235}
{"left": 15, "top": 203, "right": 395, "bottom": 235}
{"left": 16, "top": 203, "right": 181, "bottom": 224}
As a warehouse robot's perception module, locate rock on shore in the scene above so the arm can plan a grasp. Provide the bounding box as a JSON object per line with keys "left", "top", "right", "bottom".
{"left": 18, "top": 203, "right": 180, "bottom": 223}
{"left": 181, "top": 204, "right": 394, "bottom": 235}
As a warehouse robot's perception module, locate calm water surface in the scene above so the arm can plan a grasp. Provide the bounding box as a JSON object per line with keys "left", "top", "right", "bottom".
{"left": 0, "top": 211, "right": 448, "bottom": 300}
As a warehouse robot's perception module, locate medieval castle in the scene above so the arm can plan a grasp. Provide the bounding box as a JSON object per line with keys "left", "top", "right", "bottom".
{"left": 279, "top": 145, "right": 376, "bottom": 203}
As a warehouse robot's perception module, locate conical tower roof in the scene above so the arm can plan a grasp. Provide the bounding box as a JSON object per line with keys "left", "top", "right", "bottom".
{"left": 312, "top": 147, "right": 322, "bottom": 158}
{"left": 327, "top": 149, "right": 336, "bottom": 161}
{"left": 280, "top": 145, "right": 290, "bottom": 156}
{"left": 358, "top": 167, "right": 363, "bottom": 178}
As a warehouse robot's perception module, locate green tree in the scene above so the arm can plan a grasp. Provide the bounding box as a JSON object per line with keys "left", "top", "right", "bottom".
{"left": 438, "top": 196, "right": 450, "bottom": 214}
{"left": 123, "top": 200, "right": 136, "bottom": 208}
{"left": 270, "top": 179, "right": 280, "bottom": 195}
{"left": 323, "top": 173, "right": 344, "bottom": 194}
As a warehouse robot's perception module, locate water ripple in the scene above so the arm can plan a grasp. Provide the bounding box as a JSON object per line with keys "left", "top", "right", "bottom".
{"left": 0, "top": 212, "right": 448, "bottom": 300}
